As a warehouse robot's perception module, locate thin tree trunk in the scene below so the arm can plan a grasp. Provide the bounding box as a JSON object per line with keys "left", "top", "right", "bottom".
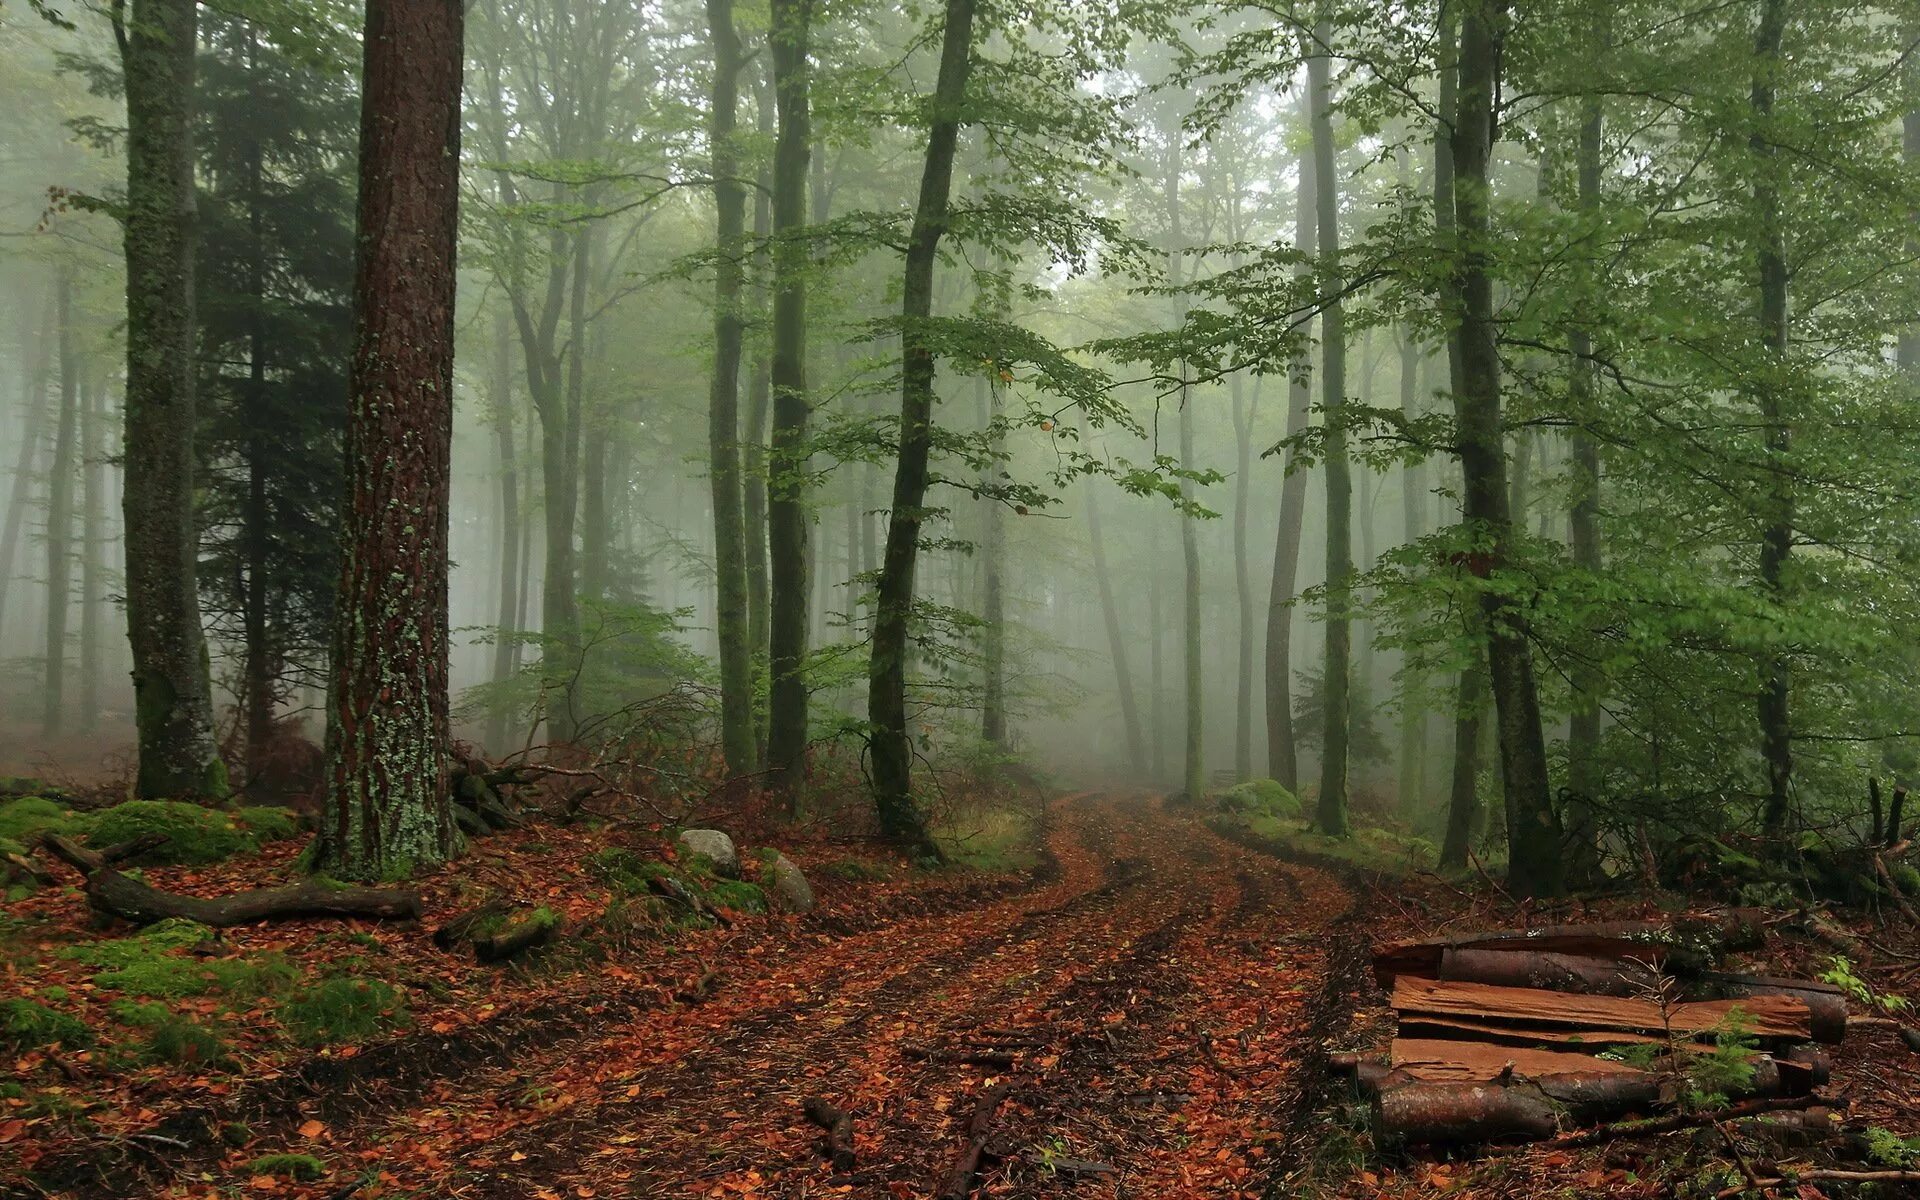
{"left": 1164, "top": 138, "right": 1205, "bottom": 804}
{"left": 317, "top": 0, "right": 464, "bottom": 879}
{"left": 1086, "top": 480, "right": 1147, "bottom": 774}
{"left": 766, "top": 0, "right": 815, "bottom": 807}
{"left": 1310, "top": 2, "right": 1352, "bottom": 836}
{"left": 1752, "top": 0, "right": 1794, "bottom": 839}
{"left": 0, "top": 286, "right": 54, "bottom": 647}
{"left": 868, "top": 0, "right": 975, "bottom": 854}
{"left": 79, "top": 367, "right": 107, "bottom": 732}
{"left": 571, "top": 230, "right": 603, "bottom": 610}
{"left": 487, "top": 311, "right": 522, "bottom": 751}
{"left": 43, "top": 267, "right": 79, "bottom": 737}
{"left": 745, "top": 61, "right": 775, "bottom": 765}
{"left": 118, "top": 0, "right": 223, "bottom": 798}
{"left": 1230, "top": 373, "right": 1255, "bottom": 783}
{"left": 1454, "top": 0, "right": 1562, "bottom": 896}
{"left": 1265, "top": 104, "right": 1316, "bottom": 793}
{"left": 1397, "top": 326, "right": 1426, "bottom": 814}
{"left": 979, "top": 379, "right": 1007, "bottom": 748}
{"left": 1150, "top": 514, "right": 1166, "bottom": 779}
{"left": 244, "top": 130, "right": 275, "bottom": 779}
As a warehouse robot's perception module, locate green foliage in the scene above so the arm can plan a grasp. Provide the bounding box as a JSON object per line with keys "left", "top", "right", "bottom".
{"left": 1863, "top": 1127, "right": 1920, "bottom": 1168}
{"left": 1820, "top": 956, "right": 1912, "bottom": 1014}
{"left": 70, "top": 927, "right": 296, "bottom": 1000}
{"left": 588, "top": 847, "right": 675, "bottom": 896}
{"left": 933, "top": 806, "right": 1042, "bottom": 872}
{"left": 706, "top": 880, "right": 767, "bottom": 914}
{"left": 0, "top": 998, "right": 91, "bottom": 1051}
{"left": 280, "top": 977, "right": 407, "bottom": 1046}
{"left": 1681, "top": 1010, "right": 1758, "bottom": 1111}
{"left": 248, "top": 1153, "right": 326, "bottom": 1181}
{"left": 86, "top": 801, "right": 259, "bottom": 865}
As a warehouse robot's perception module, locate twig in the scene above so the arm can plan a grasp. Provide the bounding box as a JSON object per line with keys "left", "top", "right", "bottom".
{"left": 1549, "top": 1096, "right": 1821, "bottom": 1149}
{"left": 1715, "top": 1168, "right": 1920, "bottom": 1198}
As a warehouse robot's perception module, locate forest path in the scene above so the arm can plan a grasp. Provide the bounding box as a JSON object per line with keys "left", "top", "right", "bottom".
{"left": 325, "top": 792, "right": 1358, "bottom": 1200}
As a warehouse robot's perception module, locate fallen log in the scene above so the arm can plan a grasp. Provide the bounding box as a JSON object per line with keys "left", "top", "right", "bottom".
{"left": 42, "top": 831, "right": 171, "bottom": 873}
{"left": 935, "top": 1080, "right": 1013, "bottom": 1200}
{"left": 432, "top": 900, "right": 515, "bottom": 950}
{"left": 1389, "top": 1038, "right": 1644, "bottom": 1083}
{"left": 1547, "top": 1093, "right": 1819, "bottom": 1148}
{"left": 83, "top": 865, "right": 421, "bottom": 928}
{"left": 1375, "top": 909, "right": 1768, "bottom": 986}
{"left": 1392, "top": 977, "right": 1813, "bottom": 1042}
{"left": 802, "top": 1097, "right": 856, "bottom": 1172}
{"left": 904, "top": 1046, "right": 1017, "bottom": 1069}
{"left": 1373, "top": 1080, "right": 1563, "bottom": 1145}
{"left": 472, "top": 911, "right": 559, "bottom": 963}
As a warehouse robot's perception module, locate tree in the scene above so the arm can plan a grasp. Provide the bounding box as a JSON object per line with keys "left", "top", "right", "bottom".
{"left": 867, "top": 0, "right": 977, "bottom": 856}
{"left": 117, "top": 0, "right": 224, "bottom": 799}
{"left": 42, "top": 266, "right": 79, "bottom": 736}
{"left": 314, "top": 0, "right": 465, "bottom": 881}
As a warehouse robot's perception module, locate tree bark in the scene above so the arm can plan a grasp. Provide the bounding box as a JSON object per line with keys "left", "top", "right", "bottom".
{"left": 43, "top": 268, "right": 79, "bottom": 737}
{"left": 766, "top": 0, "right": 815, "bottom": 808}
{"left": 1453, "top": 0, "right": 1563, "bottom": 896}
{"left": 118, "top": 0, "right": 223, "bottom": 799}
{"left": 1231, "top": 373, "right": 1256, "bottom": 783}
{"left": 1310, "top": 2, "right": 1351, "bottom": 836}
{"left": 574, "top": 233, "right": 607, "bottom": 609}
{"left": 1396, "top": 327, "right": 1426, "bottom": 814}
{"left": 867, "top": 0, "right": 975, "bottom": 855}
{"left": 979, "top": 379, "right": 1007, "bottom": 749}
{"left": 707, "top": 0, "right": 756, "bottom": 776}
{"left": 1163, "top": 137, "right": 1206, "bottom": 804}
{"left": 0, "top": 285, "right": 53, "bottom": 649}
{"left": 316, "top": 0, "right": 465, "bottom": 880}
{"left": 1265, "top": 102, "right": 1316, "bottom": 794}
{"left": 1086, "top": 480, "right": 1148, "bottom": 774}
{"left": 486, "top": 309, "right": 522, "bottom": 751}
{"left": 79, "top": 364, "right": 107, "bottom": 732}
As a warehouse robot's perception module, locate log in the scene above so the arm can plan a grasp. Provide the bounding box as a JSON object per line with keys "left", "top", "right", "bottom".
{"left": 3, "top": 849, "right": 55, "bottom": 889}
{"left": 1373, "top": 1080, "right": 1562, "bottom": 1145}
{"left": 1391, "top": 977, "right": 1813, "bottom": 1041}
{"left": 1389, "top": 1038, "right": 1644, "bottom": 1083}
{"left": 42, "top": 830, "right": 170, "bottom": 873}
{"left": 451, "top": 803, "right": 490, "bottom": 840}
{"left": 472, "top": 912, "right": 558, "bottom": 963}
{"left": 84, "top": 866, "right": 421, "bottom": 928}
{"left": 1716, "top": 1168, "right": 1920, "bottom": 1199}
{"left": 1695, "top": 972, "right": 1847, "bottom": 1044}
{"left": 1548, "top": 1094, "right": 1819, "bottom": 1148}
{"left": 1374, "top": 909, "right": 1768, "bottom": 986}
{"left": 1440, "top": 948, "right": 1660, "bottom": 994}
{"left": 432, "top": 900, "right": 514, "bottom": 950}
{"left": 802, "top": 1097, "right": 856, "bottom": 1171}
{"left": 904, "top": 1045, "right": 1016, "bottom": 1068}
{"left": 1396, "top": 1014, "right": 1664, "bottom": 1048}
{"left": 935, "top": 1080, "right": 1013, "bottom": 1200}
{"left": 1778, "top": 1045, "right": 1830, "bottom": 1087}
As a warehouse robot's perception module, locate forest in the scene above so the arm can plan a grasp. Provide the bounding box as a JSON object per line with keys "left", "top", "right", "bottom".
{"left": 7, "top": 0, "right": 1920, "bottom": 1194}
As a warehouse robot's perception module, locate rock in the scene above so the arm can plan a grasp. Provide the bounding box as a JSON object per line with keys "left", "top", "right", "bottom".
{"left": 677, "top": 828, "right": 740, "bottom": 878}
{"left": 764, "top": 851, "right": 814, "bottom": 914}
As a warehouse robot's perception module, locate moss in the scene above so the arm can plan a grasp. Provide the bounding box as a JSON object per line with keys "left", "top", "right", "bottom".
{"left": 706, "top": 880, "right": 767, "bottom": 914}
{"left": 0, "top": 796, "right": 91, "bottom": 846}
{"left": 142, "top": 1017, "right": 230, "bottom": 1066}
{"left": 221, "top": 1121, "right": 253, "bottom": 1148}
{"left": 71, "top": 932, "right": 297, "bottom": 1000}
{"left": 1217, "top": 778, "right": 1302, "bottom": 820}
{"left": 823, "top": 859, "right": 891, "bottom": 882}
{"left": 248, "top": 1153, "right": 325, "bottom": 1181}
{"left": 587, "top": 847, "right": 654, "bottom": 894}
{"left": 86, "top": 800, "right": 258, "bottom": 865}
{"left": 233, "top": 806, "right": 302, "bottom": 841}
{"left": 1, "top": 998, "right": 91, "bottom": 1050}
{"left": 109, "top": 1000, "right": 172, "bottom": 1027}
{"left": 0, "top": 777, "right": 72, "bottom": 801}
{"left": 280, "top": 977, "right": 407, "bottom": 1046}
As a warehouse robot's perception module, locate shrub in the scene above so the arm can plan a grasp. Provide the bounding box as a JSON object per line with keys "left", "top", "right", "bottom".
{"left": 0, "top": 998, "right": 90, "bottom": 1051}
{"left": 280, "top": 977, "right": 407, "bottom": 1046}
{"left": 248, "top": 1153, "right": 326, "bottom": 1181}
{"left": 86, "top": 801, "right": 258, "bottom": 865}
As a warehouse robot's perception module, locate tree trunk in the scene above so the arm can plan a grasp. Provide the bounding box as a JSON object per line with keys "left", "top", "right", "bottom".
{"left": 1230, "top": 375, "right": 1255, "bottom": 783}
{"left": 868, "top": 0, "right": 975, "bottom": 854}
{"left": 706, "top": 0, "right": 755, "bottom": 775}
{"left": 1453, "top": 0, "right": 1562, "bottom": 896}
{"left": 0, "top": 286, "right": 53, "bottom": 650}
{"left": 43, "top": 268, "right": 79, "bottom": 737}
{"left": 316, "top": 0, "right": 464, "bottom": 880}
{"left": 79, "top": 365, "right": 107, "bottom": 732}
{"left": 243, "top": 135, "right": 275, "bottom": 780}
{"left": 1310, "top": 1, "right": 1352, "bottom": 836}
{"left": 745, "top": 64, "right": 775, "bottom": 765}
{"left": 1163, "top": 137, "right": 1205, "bottom": 804}
{"left": 766, "top": 0, "right": 815, "bottom": 808}
{"left": 979, "top": 379, "right": 1007, "bottom": 749}
{"left": 1265, "top": 106, "right": 1316, "bottom": 793}
{"left": 1752, "top": 0, "right": 1793, "bottom": 839}
{"left": 487, "top": 310, "right": 522, "bottom": 751}
{"left": 1086, "top": 480, "right": 1147, "bottom": 774}
{"left": 1439, "top": 643, "right": 1485, "bottom": 870}
{"left": 573, "top": 231, "right": 606, "bottom": 608}
{"left": 1396, "top": 327, "right": 1426, "bottom": 815}
{"left": 118, "top": 0, "right": 224, "bottom": 799}
{"left": 1150, "top": 515, "right": 1166, "bottom": 779}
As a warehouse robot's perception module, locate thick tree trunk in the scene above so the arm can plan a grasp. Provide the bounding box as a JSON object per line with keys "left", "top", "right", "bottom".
{"left": 1439, "top": 644, "right": 1485, "bottom": 870}
{"left": 1752, "top": 0, "right": 1794, "bottom": 839}
{"left": 1230, "top": 374, "right": 1256, "bottom": 782}
{"left": 1310, "top": 2, "right": 1352, "bottom": 836}
{"left": 1453, "top": 0, "right": 1562, "bottom": 896}
{"left": 79, "top": 367, "right": 107, "bottom": 731}
{"left": 1265, "top": 111, "right": 1316, "bottom": 793}
{"left": 707, "top": 0, "right": 755, "bottom": 775}
{"left": 1164, "top": 138, "right": 1205, "bottom": 804}
{"left": 118, "top": 0, "right": 223, "bottom": 799}
{"left": 766, "top": 0, "right": 815, "bottom": 808}
{"left": 1086, "top": 481, "right": 1147, "bottom": 774}
{"left": 316, "top": 0, "right": 464, "bottom": 880}
{"left": 868, "top": 0, "right": 975, "bottom": 854}
{"left": 745, "top": 68, "right": 775, "bottom": 764}
{"left": 43, "top": 268, "right": 79, "bottom": 737}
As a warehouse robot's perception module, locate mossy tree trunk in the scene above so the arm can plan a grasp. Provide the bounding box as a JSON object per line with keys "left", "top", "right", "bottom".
{"left": 315, "top": 0, "right": 465, "bottom": 881}
{"left": 118, "top": 0, "right": 224, "bottom": 800}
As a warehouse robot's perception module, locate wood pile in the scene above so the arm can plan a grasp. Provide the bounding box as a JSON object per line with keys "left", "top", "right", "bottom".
{"left": 1341, "top": 909, "right": 1849, "bottom": 1146}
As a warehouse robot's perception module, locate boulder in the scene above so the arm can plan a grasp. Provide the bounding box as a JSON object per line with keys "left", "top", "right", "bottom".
{"left": 764, "top": 851, "right": 814, "bottom": 914}
{"left": 677, "top": 828, "right": 740, "bottom": 878}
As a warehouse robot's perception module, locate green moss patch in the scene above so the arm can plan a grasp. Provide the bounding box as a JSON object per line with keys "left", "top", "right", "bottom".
{"left": 1215, "top": 778, "right": 1302, "bottom": 820}
{"left": 0, "top": 796, "right": 91, "bottom": 849}
{"left": 248, "top": 1153, "right": 326, "bottom": 1181}
{"left": 280, "top": 977, "right": 407, "bottom": 1046}
{"left": 141, "top": 1017, "right": 231, "bottom": 1066}
{"left": 233, "top": 806, "right": 302, "bottom": 842}
{"left": 1, "top": 998, "right": 91, "bottom": 1051}
{"left": 86, "top": 800, "right": 259, "bottom": 865}
{"left": 706, "top": 880, "right": 767, "bottom": 914}
{"left": 67, "top": 925, "right": 297, "bottom": 1000}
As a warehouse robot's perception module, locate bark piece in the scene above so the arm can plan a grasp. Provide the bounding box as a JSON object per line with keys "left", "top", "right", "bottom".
{"left": 935, "top": 1080, "right": 1012, "bottom": 1200}
{"left": 802, "top": 1097, "right": 855, "bottom": 1172}
{"left": 1395, "top": 1014, "right": 1663, "bottom": 1048}
{"left": 1390, "top": 976, "right": 1811, "bottom": 1041}
{"left": 1389, "top": 1038, "right": 1642, "bottom": 1082}
{"left": 85, "top": 866, "right": 420, "bottom": 927}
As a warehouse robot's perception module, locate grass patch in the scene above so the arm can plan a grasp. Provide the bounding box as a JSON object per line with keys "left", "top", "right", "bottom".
{"left": 0, "top": 997, "right": 91, "bottom": 1051}
{"left": 822, "top": 858, "right": 892, "bottom": 882}
{"left": 69, "top": 926, "right": 298, "bottom": 1000}
{"left": 280, "top": 977, "right": 407, "bottom": 1046}
{"left": 86, "top": 801, "right": 259, "bottom": 865}
{"left": 141, "top": 1017, "right": 230, "bottom": 1066}
{"left": 935, "top": 805, "right": 1042, "bottom": 872}
{"left": 706, "top": 880, "right": 767, "bottom": 914}
{"left": 248, "top": 1153, "right": 326, "bottom": 1181}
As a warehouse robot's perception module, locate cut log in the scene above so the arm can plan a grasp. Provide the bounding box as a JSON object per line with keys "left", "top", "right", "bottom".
{"left": 451, "top": 803, "right": 490, "bottom": 840}
{"left": 1697, "top": 972, "right": 1846, "bottom": 1044}
{"left": 472, "top": 911, "right": 558, "bottom": 963}
{"left": 1389, "top": 1038, "right": 1642, "bottom": 1083}
{"left": 1373, "top": 1080, "right": 1562, "bottom": 1145}
{"left": 802, "top": 1097, "right": 856, "bottom": 1172}
{"left": 432, "top": 900, "right": 514, "bottom": 950}
{"left": 84, "top": 866, "right": 421, "bottom": 928}
{"left": 1779, "top": 1045, "right": 1831, "bottom": 1088}
{"left": 1396, "top": 1014, "right": 1664, "bottom": 1048}
{"left": 1392, "top": 977, "right": 1813, "bottom": 1042}
{"left": 1374, "top": 909, "right": 1767, "bottom": 986}
{"left": 935, "top": 1080, "right": 1013, "bottom": 1200}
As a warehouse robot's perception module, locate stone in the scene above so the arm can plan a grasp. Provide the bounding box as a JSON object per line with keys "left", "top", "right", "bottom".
{"left": 764, "top": 851, "right": 814, "bottom": 914}
{"left": 677, "top": 828, "right": 739, "bottom": 878}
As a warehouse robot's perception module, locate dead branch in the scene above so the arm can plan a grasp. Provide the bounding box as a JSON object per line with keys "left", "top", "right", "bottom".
{"left": 802, "top": 1097, "right": 856, "bottom": 1172}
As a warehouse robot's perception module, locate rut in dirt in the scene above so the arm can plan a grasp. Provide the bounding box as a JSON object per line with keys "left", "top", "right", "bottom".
{"left": 300, "top": 791, "right": 1357, "bottom": 1200}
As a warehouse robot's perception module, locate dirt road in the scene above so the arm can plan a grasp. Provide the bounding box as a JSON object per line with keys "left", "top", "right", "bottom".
{"left": 46, "top": 792, "right": 1359, "bottom": 1200}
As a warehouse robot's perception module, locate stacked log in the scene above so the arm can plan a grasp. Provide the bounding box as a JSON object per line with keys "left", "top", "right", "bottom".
{"left": 1349, "top": 911, "right": 1846, "bottom": 1146}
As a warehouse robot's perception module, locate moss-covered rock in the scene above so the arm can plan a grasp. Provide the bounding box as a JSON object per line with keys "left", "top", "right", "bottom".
{"left": 248, "top": 1153, "right": 325, "bottom": 1181}
{"left": 0, "top": 796, "right": 92, "bottom": 848}
{"left": 87, "top": 800, "right": 258, "bottom": 865}
{"left": 233, "top": 806, "right": 302, "bottom": 842}
{"left": 1216, "top": 778, "right": 1301, "bottom": 820}
{"left": 0, "top": 998, "right": 91, "bottom": 1051}
{"left": 706, "top": 879, "right": 768, "bottom": 914}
